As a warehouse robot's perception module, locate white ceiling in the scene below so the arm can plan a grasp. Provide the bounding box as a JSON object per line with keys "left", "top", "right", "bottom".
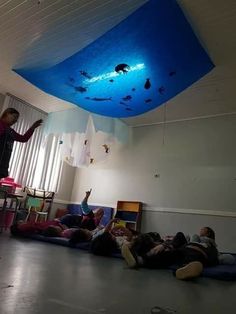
{"left": 0, "top": 0, "right": 236, "bottom": 126}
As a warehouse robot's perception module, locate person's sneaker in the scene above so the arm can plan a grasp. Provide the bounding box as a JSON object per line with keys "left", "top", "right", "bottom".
{"left": 121, "top": 244, "right": 138, "bottom": 268}
{"left": 175, "top": 261, "right": 203, "bottom": 280}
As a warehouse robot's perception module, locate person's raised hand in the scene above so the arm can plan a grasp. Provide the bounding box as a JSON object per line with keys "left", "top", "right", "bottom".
{"left": 85, "top": 188, "right": 92, "bottom": 197}
{"left": 32, "top": 119, "right": 43, "bottom": 129}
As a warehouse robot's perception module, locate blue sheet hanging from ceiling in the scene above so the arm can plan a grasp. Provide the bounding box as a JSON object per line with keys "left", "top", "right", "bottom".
{"left": 14, "top": 0, "right": 214, "bottom": 118}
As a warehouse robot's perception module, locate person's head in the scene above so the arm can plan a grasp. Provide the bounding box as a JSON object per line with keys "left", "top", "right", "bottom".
{"left": 1, "top": 108, "right": 19, "bottom": 126}
{"left": 69, "top": 228, "right": 92, "bottom": 245}
{"left": 200, "top": 227, "right": 215, "bottom": 240}
{"left": 90, "top": 232, "right": 118, "bottom": 256}
{"left": 42, "top": 226, "right": 62, "bottom": 237}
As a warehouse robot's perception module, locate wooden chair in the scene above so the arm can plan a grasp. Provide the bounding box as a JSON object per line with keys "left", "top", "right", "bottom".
{"left": 25, "top": 197, "right": 43, "bottom": 222}
{"left": 24, "top": 187, "right": 55, "bottom": 222}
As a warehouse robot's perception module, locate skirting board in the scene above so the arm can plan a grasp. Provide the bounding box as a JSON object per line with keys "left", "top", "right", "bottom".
{"left": 54, "top": 199, "right": 236, "bottom": 218}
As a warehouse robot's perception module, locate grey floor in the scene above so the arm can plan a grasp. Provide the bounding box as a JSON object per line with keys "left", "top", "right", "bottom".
{"left": 0, "top": 235, "right": 236, "bottom": 314}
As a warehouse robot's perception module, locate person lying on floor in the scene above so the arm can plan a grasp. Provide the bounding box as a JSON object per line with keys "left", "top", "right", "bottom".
{"left": 128, "top": 231, "right": 186, "bottom": 258}
{"left": 11, "top": 190, "right": 104, "bottom": 237}
{"left": 89, "top": 222, "right": 160, "bottom": 256}
{"left": 121, "top": 227, "right": 218, "bottom": 280}
{"left": 10, "top": 218, "right": 101, "bottom": 239}
{"left": 58, "top": 189, "right": 104, "bottom": 230}
{"left": 37, "top": 217, "right": 108, "bottom": 240}
{"left": 67, "top": 218, "right": 135, "bottom": 246}
{"left": 10, "top": 220, "right": 67, "bottom": 237}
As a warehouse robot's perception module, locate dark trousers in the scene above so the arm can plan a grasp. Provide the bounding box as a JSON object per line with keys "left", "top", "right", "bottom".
{"left": 143, "top": 245, "right": 218, "bottom": 269}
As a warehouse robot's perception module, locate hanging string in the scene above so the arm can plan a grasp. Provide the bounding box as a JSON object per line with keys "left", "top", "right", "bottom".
{"left": 162, "top": 102, "right": 167, "bottom": 145}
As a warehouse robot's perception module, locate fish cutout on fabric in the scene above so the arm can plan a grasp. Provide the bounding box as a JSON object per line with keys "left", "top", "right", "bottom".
{"left": 115, "top": 63, "right": 130, "bottom": 74}
{"left": 144, "top": 78, "right": 151, "bottom": 89}
{"left": 86, "top": 97, "right": 112, "bottom": 101}
{"left": 102, "top": 144, "right": 110, "bottom": 154}
{"left": 122, "top": 95, "right": 132, "bottom": 101}
{"left": 158, "top": 86, "right": 165, "bottom": 94}
{"left": 80, "top": 70, "right": 93, "bottom": 79}
{"left": 75, "top": 86, "right": 87, "bottom": 93}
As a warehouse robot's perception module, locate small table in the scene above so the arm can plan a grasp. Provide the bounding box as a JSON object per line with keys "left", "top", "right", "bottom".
{"left": 0, "top": 192, "right": 23, "bottom": 233}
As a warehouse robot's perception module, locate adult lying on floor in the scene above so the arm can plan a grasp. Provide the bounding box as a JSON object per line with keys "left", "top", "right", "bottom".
{"left": 121, "top": 227, "right": 219, "bottom": 280}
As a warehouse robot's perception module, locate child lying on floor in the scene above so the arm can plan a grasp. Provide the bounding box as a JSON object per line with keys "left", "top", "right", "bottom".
{"left": 10, "top": 220, "right": 67, "bottom": 237}
{"left": 121, "top": 227, "right": 218, "bottom": 280}
{"left": 90, "top": 219, "right": 137, "bottom": 256}
{"left": 34, "top": 217, "right": 125, "bottom": 242}
{"left": 68, "top": 218, "right": 134, "bottom": 246}
{"left": 58, "top": 189, "right": 104, "bottom": 230}
{"left": 90, "top": 223, "right": 162, "bottom": 257}
{"left": 11, "top": 190, "right": 104, "bottom": 237}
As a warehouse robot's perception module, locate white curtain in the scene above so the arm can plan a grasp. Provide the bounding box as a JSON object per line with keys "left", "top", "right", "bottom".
{"left": 35, "top": 134, "right": 62, "bottom": 192}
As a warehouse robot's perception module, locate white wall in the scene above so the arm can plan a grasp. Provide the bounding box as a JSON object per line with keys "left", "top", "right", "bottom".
{"left": 142, "top": 210, "right": 236, "bottom": 253}
{"left": 71, "top": 114, "right": 236, "bottom": 252}
{"left": 56, "top": 162, "right": 75, "bottom": 202}
{"left": 0, "top": 93, "right": 5, "bottom": 111}
{"left": 50, "top": 162, "right": 76, "bottom": 218}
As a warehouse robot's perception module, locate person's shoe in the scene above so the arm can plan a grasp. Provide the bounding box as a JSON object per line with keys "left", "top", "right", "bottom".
{"left": 121, "top": 244, "right": 138, "bottom": 268}
{"left": 175, "top": 261, "right": 203, "bottom": 280}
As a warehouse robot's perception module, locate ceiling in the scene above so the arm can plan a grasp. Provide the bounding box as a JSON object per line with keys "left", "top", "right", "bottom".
{"left": 0, "top": 0, "right": 236, "bottom": 126}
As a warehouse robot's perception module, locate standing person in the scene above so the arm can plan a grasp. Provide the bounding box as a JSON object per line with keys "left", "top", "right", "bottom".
{"left": 0, "top": 108, "right": 43, "bottom": 179}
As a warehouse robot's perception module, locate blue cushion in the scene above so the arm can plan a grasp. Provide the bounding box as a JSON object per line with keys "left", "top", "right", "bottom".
{"left": 30, "top": 234, "right": 91, "bottom": 251}
{"left": 201, "top": 264, "right": 236, "bottom": 281}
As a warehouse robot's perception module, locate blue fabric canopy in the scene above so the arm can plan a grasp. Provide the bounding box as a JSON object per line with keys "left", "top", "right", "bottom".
{"left": 14, "top": 0, "right": 214, "bottom": 118}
